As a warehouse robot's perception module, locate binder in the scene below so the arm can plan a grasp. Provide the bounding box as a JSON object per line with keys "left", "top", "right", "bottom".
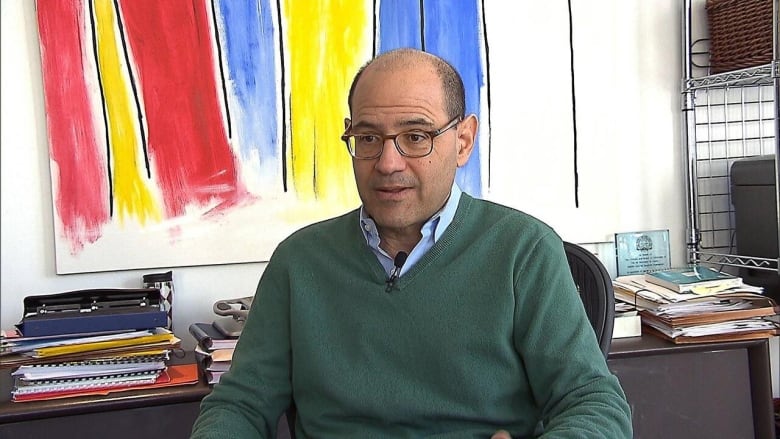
{"left": 18, "top": 289, "right": 168, "bottom": 337}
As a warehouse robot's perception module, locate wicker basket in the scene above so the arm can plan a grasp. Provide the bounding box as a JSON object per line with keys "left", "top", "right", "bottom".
{"left": 706, "top": 0, "right": 773, "bottom": 74}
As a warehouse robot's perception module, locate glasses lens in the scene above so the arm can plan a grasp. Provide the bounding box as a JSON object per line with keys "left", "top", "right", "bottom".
{"left": 349, "top": 135, "right": 382, "bottom": 158}
{"left": 396, "top": 131, "right": 433, "bottom": 157}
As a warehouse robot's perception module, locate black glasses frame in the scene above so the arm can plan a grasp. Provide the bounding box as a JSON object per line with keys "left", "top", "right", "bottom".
{"left": 341, "top": 116, "right": 462, "bottom": 159}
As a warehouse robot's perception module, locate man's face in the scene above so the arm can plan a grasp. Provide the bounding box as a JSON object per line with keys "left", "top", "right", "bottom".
{"left": 348, "top": 65, "right": 474, "bottom": 236}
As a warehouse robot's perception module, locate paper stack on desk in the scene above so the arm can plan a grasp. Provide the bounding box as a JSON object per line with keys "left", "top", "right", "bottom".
{"left": 1, "top": 328, "right": 180, "bottom": 366}
{"left": 613, "top": 271, "right": 780, "bottom": 344}
{"left": 0, "top": 288, "right": 190, "bottom": 402}
{"left": 1, "top": 329, "right": 186, "bottom": 401}
{"left": 10, "top": 353, "right": 167, "bottom": 401}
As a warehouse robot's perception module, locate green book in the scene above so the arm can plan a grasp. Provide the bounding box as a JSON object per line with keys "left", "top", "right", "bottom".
{"left": 644, "top": 266, "right": 743, "bottom": 294}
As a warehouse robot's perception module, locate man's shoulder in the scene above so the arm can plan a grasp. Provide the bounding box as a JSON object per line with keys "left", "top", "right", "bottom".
{"left": 463, "top": 194, "right": 556, "bottom": 236}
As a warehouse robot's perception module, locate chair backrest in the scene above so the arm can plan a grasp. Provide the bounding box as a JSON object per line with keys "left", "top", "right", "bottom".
{"left": 562, "top": 241, "right": 615, "bottom": 358}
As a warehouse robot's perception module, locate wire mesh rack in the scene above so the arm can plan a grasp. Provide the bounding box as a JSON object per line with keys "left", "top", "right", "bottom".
{"left": 681, "top": 0, "right": 779, "bottom": 277}
{"left": 691, "top": 81, "right": 776, "bottom": 266}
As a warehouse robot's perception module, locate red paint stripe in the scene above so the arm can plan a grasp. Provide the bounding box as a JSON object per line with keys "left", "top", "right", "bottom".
{"left": 117, "top": 0, "right": 245, "bottom": 217}
{"left": 37, "top": 0, "right": 109, "bottom": 252}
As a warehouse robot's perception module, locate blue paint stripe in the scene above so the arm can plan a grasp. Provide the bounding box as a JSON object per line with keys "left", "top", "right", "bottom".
{"left": 214, "top": 0, "right": 279, "bottom": 173}
{"left": 377, "top": 0, "right": 422, "bottom": 52}
{"left": 424, "top": 1, "right": 484, "bottom": 196}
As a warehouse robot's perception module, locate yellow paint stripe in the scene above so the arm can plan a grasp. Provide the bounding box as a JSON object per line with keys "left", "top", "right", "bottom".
{"left": 283, "top": 0, "right": 369, "bottom": 207}
{"left": 93, "top": 0, "right": 161, "bottom": 224}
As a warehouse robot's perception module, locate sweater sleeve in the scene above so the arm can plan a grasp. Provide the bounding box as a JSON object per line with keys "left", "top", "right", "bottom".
{"left": 512, "top": 232, "right": 633, "bottom": 438}
{"left": 190, "top": 252, "right": 294, "bottom": 439}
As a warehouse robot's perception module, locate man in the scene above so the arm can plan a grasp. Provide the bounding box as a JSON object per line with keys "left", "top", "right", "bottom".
{"left": 191, "top": 48, "right": 632, "bottom": 438}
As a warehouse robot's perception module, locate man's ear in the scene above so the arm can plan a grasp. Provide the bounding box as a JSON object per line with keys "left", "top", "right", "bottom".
{"left": 344, "top": 118, "right": 351, "bottom": 130}
{"left": 456, "top": 114, "right": 478, "bottom": 167}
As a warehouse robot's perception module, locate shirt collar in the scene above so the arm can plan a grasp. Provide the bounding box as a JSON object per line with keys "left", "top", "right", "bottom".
{"left": 359, "top": 182, "right": 462, "bottom": 248}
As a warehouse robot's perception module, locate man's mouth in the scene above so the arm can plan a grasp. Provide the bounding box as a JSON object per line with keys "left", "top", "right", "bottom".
{"left": 375, "top": 186, "right": 410, "bottom": 199}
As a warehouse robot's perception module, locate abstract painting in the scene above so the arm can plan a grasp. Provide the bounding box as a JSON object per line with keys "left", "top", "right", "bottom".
{"left": 36, "top": 0, "right": 490, "bottom": 273}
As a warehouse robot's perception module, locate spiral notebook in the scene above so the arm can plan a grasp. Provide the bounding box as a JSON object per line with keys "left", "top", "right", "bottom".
{"left": 11, "top": 353, "right": 170, "bottom": 400}
{"left": 11, "top": 363, "right": 199, "bottom": 402}
{"left": 12, "top": 354, "right": 168, "bottom": 381}
{"left": 13, "top": 370, "right": 163, "bottom": 396}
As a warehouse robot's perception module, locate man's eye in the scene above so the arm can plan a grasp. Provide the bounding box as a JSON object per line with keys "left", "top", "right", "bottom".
{"left": 404, "top": 132, "right": 428, "bottom": 144}
{"left": 357, "top": 134, "right": 379, "bottom": 144}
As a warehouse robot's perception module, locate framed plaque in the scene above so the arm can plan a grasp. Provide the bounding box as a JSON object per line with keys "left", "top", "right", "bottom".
{"left": 614, "top": 230, "right": 671, "bottom": 276}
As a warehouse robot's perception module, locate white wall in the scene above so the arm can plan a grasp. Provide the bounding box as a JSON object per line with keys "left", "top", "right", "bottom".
{"left": 1, "top": 0, "right": 776, "bottom": 397}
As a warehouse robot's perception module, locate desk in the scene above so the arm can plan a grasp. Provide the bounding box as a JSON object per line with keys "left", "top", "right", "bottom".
{"left": 1, "top": 338, "right": 775, "bottom": 438}
{"left": 608, "top": 334, "right": 776, "bottom": 439}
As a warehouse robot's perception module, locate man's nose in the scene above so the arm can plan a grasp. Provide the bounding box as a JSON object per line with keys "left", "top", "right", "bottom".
{"left": 373, "top": 138, "right": 406, "bottom": 173}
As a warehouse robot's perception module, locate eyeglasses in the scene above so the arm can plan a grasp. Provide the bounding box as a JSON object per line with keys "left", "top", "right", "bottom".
{"left": 341, "top": 117, "right": 462, "bottom": 159}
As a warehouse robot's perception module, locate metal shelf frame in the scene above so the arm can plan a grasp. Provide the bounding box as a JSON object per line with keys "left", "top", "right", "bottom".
{"left": 681, "top": 0, "right": 780, "bottom": 275}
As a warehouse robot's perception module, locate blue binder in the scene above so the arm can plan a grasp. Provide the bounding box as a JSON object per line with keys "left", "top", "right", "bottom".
{"left": 17, "top": 288, "right": 168, "bottom": 337}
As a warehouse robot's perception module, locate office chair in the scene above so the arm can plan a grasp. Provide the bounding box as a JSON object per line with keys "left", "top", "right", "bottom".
{"left": 563, "top": 241, "right": 615, "bottom": 358}
{"left": 278, "top": 242, "right": 615, "bottom": 437}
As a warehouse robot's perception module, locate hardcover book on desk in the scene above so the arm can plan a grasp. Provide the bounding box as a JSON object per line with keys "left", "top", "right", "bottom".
{"left": 644, "top": 266, "right": 743, "bottom": 294}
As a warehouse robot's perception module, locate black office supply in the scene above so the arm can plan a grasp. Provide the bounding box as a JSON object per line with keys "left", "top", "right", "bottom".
{"left": 188, "top": 322, "right": 238, "bottom": 351}
{"left": 17, "top": 289, "right": 168, "bottom": 337}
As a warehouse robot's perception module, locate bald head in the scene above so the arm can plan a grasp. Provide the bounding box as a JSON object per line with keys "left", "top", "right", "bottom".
{"left": 348, "top": 48, "right": 465, "bottom": 120}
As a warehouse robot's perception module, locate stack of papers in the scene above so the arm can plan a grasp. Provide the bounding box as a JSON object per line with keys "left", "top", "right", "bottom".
{"left": 9, "top": 363, "right": 199, "bottom": 402}
{"left": 613, "top": 273, "right": 779, "bottom": 344}
{"left": 1, "top": 328, "right": 186, "bottom": 402}
{"left": 11, "top": 355, "right": 167, "bottom": 400}
{"left": 1, "top": 328, "right": 180, "bottom": 367}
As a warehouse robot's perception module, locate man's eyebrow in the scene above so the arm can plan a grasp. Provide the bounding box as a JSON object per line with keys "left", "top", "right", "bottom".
{"left": 352, "top": 118, "right": 434, "bottom": 131}
{"left": 351, "top": 120, "right": 381, "bottom": 131}
{"left": 398, "top": 117, "right": 435, "bottom": 129}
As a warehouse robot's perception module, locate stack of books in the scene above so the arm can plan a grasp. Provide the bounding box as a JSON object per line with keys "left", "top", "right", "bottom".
{"left": 613, "top": 266, "right": 780, "bottom": 344}
{"left": 0, "top": 288, "right": 196, "bottom": 402}
{"left": 188, "top": 322, "right": 239, "bottom": 384}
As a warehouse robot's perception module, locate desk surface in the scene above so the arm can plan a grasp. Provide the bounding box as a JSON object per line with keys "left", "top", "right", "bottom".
{"left": 0, "top": 350, "right": 211, "bottom": 424}
{"left": 608, "top": 331, "right": 770, "bottom": 358}
{"left": 1, "top": 335, "right": 774, "bottom": 438}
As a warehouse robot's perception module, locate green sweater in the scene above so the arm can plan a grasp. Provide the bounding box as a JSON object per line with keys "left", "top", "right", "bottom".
{"left": 191, "top": 194, "right": 632, "bottom": 438}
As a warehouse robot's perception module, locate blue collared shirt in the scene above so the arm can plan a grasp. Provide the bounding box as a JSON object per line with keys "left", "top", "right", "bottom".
{"left": 359, "top": 183, "right": 462, "bottom": 277}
